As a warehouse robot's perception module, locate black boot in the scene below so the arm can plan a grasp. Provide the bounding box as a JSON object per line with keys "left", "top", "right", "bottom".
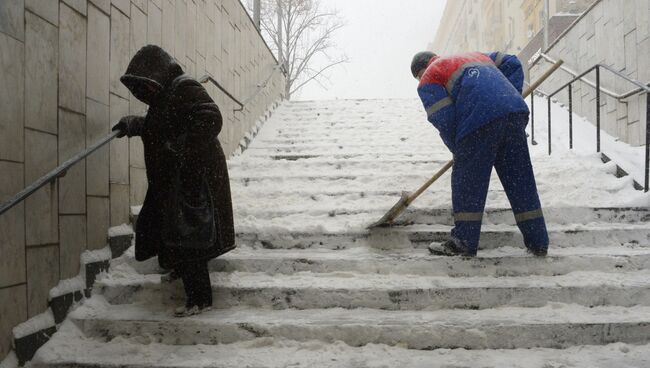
{"left": 174, "top": 262, "right": 213, "bottom": 317}
{"left": 526, "top": 247, "right": 548, "bottom": 257}
{"left": 428, "top": 238, "right": 475, "bottom": 257}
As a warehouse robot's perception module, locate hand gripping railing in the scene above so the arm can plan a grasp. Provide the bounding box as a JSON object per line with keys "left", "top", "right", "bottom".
{"left": 532, "top": 56, "right": 650, "bottom": 192}
{"left": 0, "top": 130, "right": 121, "bottom": 216}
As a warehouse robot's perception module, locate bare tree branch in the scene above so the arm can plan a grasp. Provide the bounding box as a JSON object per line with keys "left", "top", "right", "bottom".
{"left": 290, "top": 57, "right": 348, "bottom": 95}
{"left": 245, "top": 0, "right": 347, "bottom": 99}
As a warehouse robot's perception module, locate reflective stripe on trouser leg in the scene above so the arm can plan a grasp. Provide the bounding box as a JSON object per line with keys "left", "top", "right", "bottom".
{"left": 454, "top": 212, "right": 484, "bottom": 222}
{"left": 514, "top": 208, "right": 548, "bottom": 250}
{"left": 514, "top": 208, "right": 544, "bottom": 223}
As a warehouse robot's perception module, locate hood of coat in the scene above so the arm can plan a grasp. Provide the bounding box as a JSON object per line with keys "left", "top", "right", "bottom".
{"left": 120, "top": 45, "right": 184, "bottom": 105}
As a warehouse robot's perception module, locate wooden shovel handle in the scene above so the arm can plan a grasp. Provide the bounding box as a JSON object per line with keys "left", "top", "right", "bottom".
{"left": 406, "top": 59, "right": 564, "bottom": 206}
{"left": 522, "top": 59, "right": 563, "bottom": 98}
{"left": 407, "top": 160, "right": 454, "bottom": 204}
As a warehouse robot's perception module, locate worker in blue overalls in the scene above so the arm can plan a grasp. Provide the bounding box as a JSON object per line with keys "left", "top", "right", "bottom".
{"left": 411, "top": 50, "right": 549, "bottom": 257}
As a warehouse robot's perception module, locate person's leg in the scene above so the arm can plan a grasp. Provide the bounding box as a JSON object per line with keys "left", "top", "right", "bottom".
{"left": 177, "top": 261, "right": 212, "bottom": 311}
{"left": 446, "top": 123, "right": 502, "bottom": 255}
{"left": 494, "top": 115, "right": 549, "bottom": 254}
{"left": 193, "top": 261, "right": 213, "bottom": 307}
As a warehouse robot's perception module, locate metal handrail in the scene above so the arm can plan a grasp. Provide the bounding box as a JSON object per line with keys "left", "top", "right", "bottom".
{"left": 536, "top": 53, "right": 650, "bottom": 100}
{"left": 198, "top": 75, "right": 245, "bottom": 109}
{"left": 2, "top": 68, "right": 285, "bottom": 217}
{"left": 200, "top": 65, "right": 282, "bottom": 113}
{"left": 234, "top": 65, "right": 282, "bottom": 112}
{"left": 0, "top": 130, "right": 121, "bottom": 216}
{"left": 536, "top": 60, "right": 650, "bottom": 192}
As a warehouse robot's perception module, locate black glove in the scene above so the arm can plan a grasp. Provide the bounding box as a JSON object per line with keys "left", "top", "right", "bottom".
{"left": 112, "top": 115, "right": 144, "bottom": 138}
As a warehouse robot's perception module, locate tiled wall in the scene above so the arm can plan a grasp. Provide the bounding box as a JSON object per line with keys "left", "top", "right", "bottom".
{"left": 530, "top": 0, "right": 649, "bottom": 146}
{"left": 0, "top": 0, "right": 285, "bottom": 359}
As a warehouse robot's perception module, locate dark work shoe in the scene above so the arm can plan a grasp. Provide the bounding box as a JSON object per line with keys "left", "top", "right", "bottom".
{"left": 428, "top": 239, "right": 476, "bottom": 257}
{"left": 527, "top": 247, "right": 548, "bottom": 257}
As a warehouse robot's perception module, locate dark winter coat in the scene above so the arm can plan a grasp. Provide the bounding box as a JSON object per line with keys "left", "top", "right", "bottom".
{"left": 120, "top": 45, "right": 235, "bottom": 269}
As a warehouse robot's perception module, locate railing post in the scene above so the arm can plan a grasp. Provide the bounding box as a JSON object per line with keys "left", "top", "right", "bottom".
{"left": 568, "top": 84, "right": 573, "bottom": 149}
{"left": 645, "top": 92, "right": 650, "bottom": 192}
{"left": 531, "top": 92, "right": 535, "bottom": 144}
{"left": 253, "top": 0, "right": 261, "bottom": 30}
{"left": 548, "top": 96, "right": 551, "bottom": 156}
{"left": 596, "top": 66, "right": 601, "bottom": 152}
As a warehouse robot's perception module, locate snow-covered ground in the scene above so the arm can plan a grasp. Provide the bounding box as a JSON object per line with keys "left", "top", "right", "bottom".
{"left": 30, "top": 98, "right": 650, "bottom": 367}
{"left": 528, "top": 94, "right": 648, "bottom": 189}
{"left": 229, "top": 98, "right": 649, "bottom": 235}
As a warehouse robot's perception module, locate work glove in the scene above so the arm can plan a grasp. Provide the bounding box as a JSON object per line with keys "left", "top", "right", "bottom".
{"left": 112, "top": 115, "right": 144, "bottom": 138}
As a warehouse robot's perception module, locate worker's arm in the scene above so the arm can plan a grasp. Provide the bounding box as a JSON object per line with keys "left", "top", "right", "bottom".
{"left": 488, "top": 52, "right": 524, "bottom": 94}
{"left": 418, "top": 82, "right": 456, "bottom": 153}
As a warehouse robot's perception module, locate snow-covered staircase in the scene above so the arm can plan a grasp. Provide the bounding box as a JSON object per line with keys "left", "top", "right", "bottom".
{"left": 31, "top": 99, "right": 650, "bottom": 367}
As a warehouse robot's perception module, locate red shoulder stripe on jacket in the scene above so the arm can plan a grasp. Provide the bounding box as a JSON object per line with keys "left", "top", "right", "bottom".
{"left": 419, "top": 52, "right": 494, "bottom": 88}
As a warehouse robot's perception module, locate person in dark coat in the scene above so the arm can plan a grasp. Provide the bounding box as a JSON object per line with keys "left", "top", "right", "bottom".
{"left": 411, "top": 50, "right": 549, "bottom": 257}
{"left": 112, "top": 45, "right": 236, "bottom": 316}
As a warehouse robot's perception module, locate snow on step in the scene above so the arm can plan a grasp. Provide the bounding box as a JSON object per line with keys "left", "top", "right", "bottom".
{"left": 32, "top": 98, "right": 650, "bottom": 366}
{"left": 235, "top": 222, "right": 650, "bottom": 250}
{"left": 110, "top": 244, "right": 650, "bottom": 278}
{"left": 32, "top": 322, "right": 650, "bottom": 368}
{"left": 211, "top": 245, "right": 650, "bottom": 277}
{"left": 232, "top": 200, "right": 650, "bottom": 226}
{"left": 98, "top": 268, "right": 650, "bottom": 311}
{"left": 65, "top": 299, "right": 650, "bottom": 350}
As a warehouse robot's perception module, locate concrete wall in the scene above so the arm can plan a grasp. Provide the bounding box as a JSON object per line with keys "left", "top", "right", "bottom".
{"left": 519, "top": 14, "right": 579, "bottom": 75}
{"left": 0, "top": 0, "right": 284, "bottom": 359}
{"left": 529, "top": 0, "right": 649, "bottom": 146}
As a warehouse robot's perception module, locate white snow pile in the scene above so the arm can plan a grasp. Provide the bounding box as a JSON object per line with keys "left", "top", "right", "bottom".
{"left": 107, "top": 224, "right": 133, "bottom": 238}
{"left": 530, "top": 94, "right": 647, "bottom": 195}
{"left": 31, "top": 319, "right": 650, "bottom": 368}
{"left": 80, "top": 247, "right": 112, "bottom": 264}
{"left": 12, "top": 310, "right": 55, "bottom": 340}
{"left": 49, "top": 275, "right": 85, "bottom": 299}
{"left": 0, "top": 352, "right": 18, "bottom": 368}
{"left": 130, "top": 205, "right": 142, "bottom": 216}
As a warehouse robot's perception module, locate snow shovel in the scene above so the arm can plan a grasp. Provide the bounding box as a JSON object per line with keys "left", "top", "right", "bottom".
{"left": 367, "top": 59, "right": 564, "bottom": 229}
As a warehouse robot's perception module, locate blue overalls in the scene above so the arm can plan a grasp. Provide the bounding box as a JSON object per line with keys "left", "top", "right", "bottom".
{"left": 418, "top": 51, "right": 549, "bottom": 255}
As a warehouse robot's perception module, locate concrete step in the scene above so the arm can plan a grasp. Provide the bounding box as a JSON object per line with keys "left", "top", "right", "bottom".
{"left": 252, "top": 137, "right": 437, "bottom": 145}
{"left": 66, "top": 301, "right": 650, "bottom": 350}
{"left": 244, "top": 144, "right": 449, "bottom": 155}
{"left": 256, "top": 129, "right": 437, "bottom": 140}
{"left": 228, "top": 160, "right": 451, "bottom": 177}
{"left": 229, "top": 172, "right": 633, "bottom": 205}
{"left": 234, "top": 152, "right": 449, "bottom": 162}
{"left": 112, "top": 244, "right": 650, "bottom": 278}
{"left": 97, "top": 268, "right": 650, "bottom": 310}
{"left": 31, "top": 322, "right": 650, "bottom": 368}
{"left": 231, "top": 172, "right": 439, "bottom": 183}
{"left": 265, "top": 121, "right": 419, "bottom": 129}
{"left": 234, "top": 223, "right": 650, "bottom": 250}
{"left": 228, "top": 157, "right": 450, "bottom": 169}
{"left": 231, "top": 201, "right": 650, "bottom": 226}
{"left": 210, "top": 246, "right": 650, "bottom": 277}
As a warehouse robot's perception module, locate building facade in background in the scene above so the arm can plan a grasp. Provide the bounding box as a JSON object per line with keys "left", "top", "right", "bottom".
{"left": 431, "top": 0, "right": 649, "bottom": 147}
{"left": 431, "top": 0, "right": 594, "bottom": 55}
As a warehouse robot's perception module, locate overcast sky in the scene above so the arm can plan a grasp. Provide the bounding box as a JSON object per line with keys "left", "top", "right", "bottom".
{"left": 294, "top": 0, "right": 446, "bottom": 101}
